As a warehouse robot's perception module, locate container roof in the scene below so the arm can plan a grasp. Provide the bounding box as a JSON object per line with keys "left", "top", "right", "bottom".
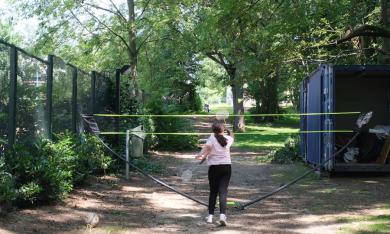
{"left": 334, "top": 65, "right": 390, "bottom": 78}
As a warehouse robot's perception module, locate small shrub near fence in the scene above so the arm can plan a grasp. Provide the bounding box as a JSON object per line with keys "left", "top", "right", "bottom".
{"left": 272, "top": 135, "right": 301, "bottom": 164}
{"left": 257, "top": 135, "right": 301, "bottom": 164}
{"left": 0, "top": 133, "right": 112, "bottom": 208}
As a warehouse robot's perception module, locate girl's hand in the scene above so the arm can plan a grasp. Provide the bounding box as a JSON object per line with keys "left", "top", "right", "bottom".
{"left": 195, "top": 154, "right": 205, "bottom": 160}
{"left": 226, "top": 129, "right": 234, "bottom": 138}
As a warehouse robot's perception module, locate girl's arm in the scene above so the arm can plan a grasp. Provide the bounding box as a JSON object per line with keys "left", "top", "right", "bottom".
{"left": 226, "top": 129, "right": 234, "bottom": 139}
{"left": 195, "top": 145, "right": 211, "bottom": 160}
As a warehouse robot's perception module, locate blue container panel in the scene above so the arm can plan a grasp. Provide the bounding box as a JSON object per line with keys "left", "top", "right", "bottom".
{"left": 306, "top": 69, "right": 322, "bottom": 165}
{"left": 300, "top": 80, "right": 307, "bottom": 160}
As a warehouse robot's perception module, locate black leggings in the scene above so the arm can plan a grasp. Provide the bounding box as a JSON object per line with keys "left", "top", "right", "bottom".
{"left": 208, "top": 164, "right": 231, "bottom": 215}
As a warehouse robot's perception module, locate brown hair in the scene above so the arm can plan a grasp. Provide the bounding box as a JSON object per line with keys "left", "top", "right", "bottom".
{"left": 212, "top": 122, "right": 227, "bottom": 147}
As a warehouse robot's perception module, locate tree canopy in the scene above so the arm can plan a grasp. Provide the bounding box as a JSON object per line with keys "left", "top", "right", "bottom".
{"left": 2, "top": 0, "right": 390, "bottom": 130}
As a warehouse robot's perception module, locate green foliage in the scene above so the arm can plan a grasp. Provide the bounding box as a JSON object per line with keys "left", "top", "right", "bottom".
{"left": 271, "top": 136, "right": 301, "bottom": 164}
{"left": 1, "top": 133, "right": 112, "bottom": 207}
{"left": 3, "top": 140, "right": 73, "bottom": 205}
{"left": 152, "top": 117, "right": 198, "bottom": 151}
{"left": 132, "top": 156, "right": 166, "bottom": 174}
{"left": 5, "top": 0, "right": 387, "bottom": 119}
{"left": 76, "top": 134, "right": 113, "bottom": 178}
{"left": 18, "top": 182, "right": 43, "bottom": 204}
{"left": 144, "top": 92, "right": 199, "bottom": 151}
{"left": 196, "top": 58, "right": 228, "bottom": 104}
{"left": 0, "top": 157, "right": 16, "bottom": 203}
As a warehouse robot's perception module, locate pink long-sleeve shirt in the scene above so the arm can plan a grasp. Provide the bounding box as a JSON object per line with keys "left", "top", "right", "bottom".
{"left": 205, "top": 134, "right": 234, "bottom": 166}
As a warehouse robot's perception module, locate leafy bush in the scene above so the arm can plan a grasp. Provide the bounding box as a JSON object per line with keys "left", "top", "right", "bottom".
{"left": 142, "top": 87, "right": 200, "bottom": 151}
{"left": 0, "top": 157, "right": 15, "bottom": 204}
{"left": 18, "top": 182, "right": 42, "bottom": 204}
{"left": 76, "top": 134, "right": 113, "bottom": 179}
{"left": 1, "top": 133, "right": 113, "bottom": 207}
{"left": 152, "top": 116, "right": 198, "bottom": 151}
{"left": 4, "top": 140, "right": 74, "bottom": 205}
{"left": 133, "top": 155, "right": 166, "bottom": 174}
{"left": 272, "top": 135, "right": 301, "bottom": 164}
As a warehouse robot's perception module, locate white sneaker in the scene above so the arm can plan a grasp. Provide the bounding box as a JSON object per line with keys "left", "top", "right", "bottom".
{"left": 219, "top": 214, "right": 227, "bottom": 226}
{"left": 206, "top": 214, "right": 213, "bottom": 224}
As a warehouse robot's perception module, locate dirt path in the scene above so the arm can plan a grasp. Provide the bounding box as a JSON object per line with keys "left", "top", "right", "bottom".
{"left": 1, "top": 119, "right": 390, "bottom": 233}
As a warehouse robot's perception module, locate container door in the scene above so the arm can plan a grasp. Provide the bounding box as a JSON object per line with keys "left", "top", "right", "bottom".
{"left": 300, "top": 79, "right": 308, "bottom": 161}
{"left": 322, "top": 65, "right": 335, "bottom": 171}
{"left": 306, "top": 69, "right": 323, "bottom": 165}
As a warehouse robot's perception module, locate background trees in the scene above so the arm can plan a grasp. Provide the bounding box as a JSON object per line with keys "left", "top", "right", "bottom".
{"left": 2, "top": 0, "right": 389, "bottom": 131}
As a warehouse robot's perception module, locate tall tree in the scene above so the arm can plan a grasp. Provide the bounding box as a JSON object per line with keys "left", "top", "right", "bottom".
{"left": 10, "top": 0, "right": 157, "bottom": 95}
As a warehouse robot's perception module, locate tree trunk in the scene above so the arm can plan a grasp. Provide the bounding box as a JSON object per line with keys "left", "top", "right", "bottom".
{"left": 382, "top": 0, "right": 390, "bottom": 63}
{"left": 259, "top": 68, "right": 280, "bottom": 122}
{"left": 229, "top": 69, "right": 245, "bottom": 132}
{"left": 127, "top": 0, "right": 139, "bottom": 96}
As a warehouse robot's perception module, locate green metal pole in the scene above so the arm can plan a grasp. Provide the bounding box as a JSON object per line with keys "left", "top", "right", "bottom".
{"left": 72, "top": 67, "right": 78, "bottom": 133}
{"left": 8, "top": 47, "right": 17, "bottom": 146}
{"left": 46, "top": 55, "right": 54, "bottom": 139}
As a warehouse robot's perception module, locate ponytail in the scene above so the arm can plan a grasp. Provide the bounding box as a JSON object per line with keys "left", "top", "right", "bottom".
{"left": 212, "top": 122, "right": 228, "bottom": 147}
{"left": 214, "top": 134, "right": 228, "bottom": 147}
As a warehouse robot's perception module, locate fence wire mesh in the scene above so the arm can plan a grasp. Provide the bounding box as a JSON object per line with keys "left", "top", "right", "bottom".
{"left": 52, "top": 56, "right": 72, "bottom": 134}
{"left": 77, "top": 70, "right": 92, "bottom": 134}
{"left": 0, "top": 40, "right": 118, "bottom": 149}
{"left": 16, "top": 52, "right": 48, "bottom": 143}
{"left": 0, "top": 44, "right": 9, "bottom": 154}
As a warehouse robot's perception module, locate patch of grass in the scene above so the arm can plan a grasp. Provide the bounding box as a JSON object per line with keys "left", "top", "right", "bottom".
{"left": 234, "top": 124, "right": 299, "bottom": 150}
{"left": 102, "top": 224, "right": 127, "bottom": 233}
{"left": 209, "top": 103, "right": 234, "bottom": 115}
{"left": 381, "top": 203, "right": 390, "bottom": 210}
{"left": 256, "top": 153, "right": 274, "bottom": 164}
{"left": 110, "top": 183, "right": 122, "bottom": 190}
{"left": 270, "top": 162, "right": 319, "bottom": 184}
{"left": 208, "top": 104, "right": 300, "bottom": 151}
{"left": 338, "top": 214, "right": 390, "bottom": 234}
{"left": 315, "top": 188, "right": 339, "bottom": 194}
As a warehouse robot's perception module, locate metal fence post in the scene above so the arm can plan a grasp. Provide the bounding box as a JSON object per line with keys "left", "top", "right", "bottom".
{"left": 126, "top": 129, "right": 130, "bottom": 180}
{"left": 46, "top": 55, "right": 54, "bottom": 139}
{"left": 91, "top": 71, "right": 96, "bottom": 114}
{"left": 72, "top": 67, "right": 78, "bottom": 133}
{"left": 8, "top": 47, "right": 17, "bottom": 146}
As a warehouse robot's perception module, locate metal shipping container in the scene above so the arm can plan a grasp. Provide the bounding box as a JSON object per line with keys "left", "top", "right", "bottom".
{"left": 300, "top": 64, "right": 390, "bottom": 172}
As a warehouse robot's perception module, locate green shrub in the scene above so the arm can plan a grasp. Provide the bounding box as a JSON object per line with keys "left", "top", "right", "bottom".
{"left": 76, "top": 134, "right": 113, "bottom": 178}
{"left": 4, "top": 140, "right": 74, "bottom": 205}
{"left": 133, "top": 156, "right": 166, "bottom": 174}
{"left": 272, "top": 135, "right": 301, "bottom": 164}
{"left": 2, "top": 133, "right": 113, "bottom": 207}
{"left": 0, "top": 157, "right": 16, "bottom": 204}
{"left": 153, "top": 117, "right": 198, "bottom": 151}
{"left": 18, "top": 182, "right": 42, "bottom": 204}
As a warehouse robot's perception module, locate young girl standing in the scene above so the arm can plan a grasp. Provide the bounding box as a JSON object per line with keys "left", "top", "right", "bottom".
{"left": 196, "top": 122, "right": 234, "bottom": 226}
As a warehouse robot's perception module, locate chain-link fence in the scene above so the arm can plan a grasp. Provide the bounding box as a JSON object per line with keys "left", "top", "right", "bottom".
{"left": 52, "top": 56, "right": 73, "bottom": 134}
{"left": 0, "top": 43, "right": 10, "bottom": 154}
{"left": 0, "top": 39, "right": 117, "bottom": 154}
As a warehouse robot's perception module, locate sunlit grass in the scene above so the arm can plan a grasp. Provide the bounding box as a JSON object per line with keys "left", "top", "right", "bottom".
{"left": 270, "top": 162, "right": 319, "bottom": 184}
{"left": 207, "top": 104, "right": 300, "bottom": 150}
{"left": 338, "top": 214, "right": 390, "bottom": 234}
{"left": 234, "top": 122, "right": 299, "bottom": 150}
{"left": 209, "top": 103, "right": 233, "bottom": 114}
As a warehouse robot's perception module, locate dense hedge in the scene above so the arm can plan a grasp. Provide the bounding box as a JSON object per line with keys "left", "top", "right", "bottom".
{"left": 0, "top": 133, "right": 113, "bottom": 207}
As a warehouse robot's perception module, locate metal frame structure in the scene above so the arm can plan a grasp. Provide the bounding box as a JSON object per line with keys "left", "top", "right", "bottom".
{"left": 0, "top": 40, "right": 119, "bottom": 149}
